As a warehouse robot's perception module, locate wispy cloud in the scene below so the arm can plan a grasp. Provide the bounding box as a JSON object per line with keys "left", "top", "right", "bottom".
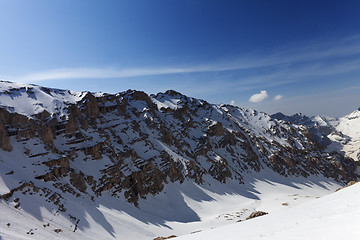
{"left": 3, "top": 35, "right": 360, "bottom": 95}
{"left": 8, "top": 66, "right": 216, "bottom": 82}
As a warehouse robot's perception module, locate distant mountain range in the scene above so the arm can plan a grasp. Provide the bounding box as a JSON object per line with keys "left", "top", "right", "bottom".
{"left": 0, "top": 80, "right": 358, "bottom": 239}
{"left": 271, "top": 108, "right": 360, "bottom": 161}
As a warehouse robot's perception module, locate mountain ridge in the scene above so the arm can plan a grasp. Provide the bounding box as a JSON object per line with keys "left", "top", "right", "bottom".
{"left": 0, "top": 81, "right": 358, "bottom": 239}
{"left": 271, "top": 109, "right": 360, "bottom": 161}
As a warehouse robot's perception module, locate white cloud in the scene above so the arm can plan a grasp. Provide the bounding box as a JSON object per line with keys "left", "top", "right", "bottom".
{"left": 230, "top": 100, "right": 235, "bottom": 105}
{"left": 249, "top": 90, "right": 268, "bottom": 103}
{"left": 274, "top": 95, "right": 283, "bottom": 101}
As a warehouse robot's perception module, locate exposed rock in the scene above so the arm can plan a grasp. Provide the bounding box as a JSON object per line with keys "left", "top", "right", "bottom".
{"left": 121, "top": 162, "right": 166, "bottom": 207}
{"left": 44, "top": 157, "right": 70, "bottom": 168}
{"left": 153, "top": 235, "right": 177, "bottom": 240}
{"left": 129, "top": 90, "right": 154, "bottom": 106}
{"left": 208, "top": 122, "right": 224, "bottom": 136}
{"left": 82, "top": 143, "right": 103, "bottom": 160}
{"left": 34, "top": 110, "right": 50, "bottom": 121}
{"left": 36, "top": 167, "right": 69, "bottom": 182}
{"left": 83, "top": 92, "right": 100, "bottom": 117}
{"left": 208, "top": 160, "right": 232, "bottom": 183}
{"left": 38, "top": 125, "right": 55, "bottom": 146}
{"left": 335, "top": 181, "right": 358, "bottom": 192}
{"left": 0, "top": 182, "right": 39, "bottom": 201}
{"left": 70, "top": 172, "right": 87, "bottom": 193}
{"left": 246, "top": 211, "right": 268, "bottom": 220}
{"left": 0, "top": 119, "right": 12, "bottom": 151}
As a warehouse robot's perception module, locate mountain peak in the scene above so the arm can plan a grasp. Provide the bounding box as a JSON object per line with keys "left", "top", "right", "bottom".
{"left": 164, "top": 89, "right": 184, "bottom": 97}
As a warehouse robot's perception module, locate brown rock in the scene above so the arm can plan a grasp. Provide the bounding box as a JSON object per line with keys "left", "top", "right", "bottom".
{"left": 208, "top": 122, "right": 224, "bottom": 136}
{"left": 36, "top": 167, "right": 69, "bottom": 182}
{"left": 34, "top": 110, "right": 50, "bottom": 121}
{"left": 153, "top": 235, "right": 177, "bottom": 240}
{"left": 70, "top": 172, "right": 87, "bottom": 193}
{"left": 82, "top": 143, "right": 103, "bottom": 160}
{"left": 44, "top": 157, "right": 70, "bottom": 168}
{"left": 0, "top": 120, "right": 12, "bottom": 151}
{"left": 38, "top": 126, "right": 54, "bottom": 145}
{"left": 84, "top": 92, "right": 100, "bottom": 117}
{"left": 121, "top": 162, "right": 166, "bottom": 207}
{"left": 130, "top": 90, "right": 153, "bottom": 106}
{"left": 246, "top": 211, "right": 268, "bottom": 220}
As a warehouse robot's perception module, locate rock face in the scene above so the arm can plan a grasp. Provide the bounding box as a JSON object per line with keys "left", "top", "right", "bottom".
{"left": 0, "top": 81, "right": 358, "bottom": 210}
{"left": 0, "top": 118, "right": 12, "bottom": 151}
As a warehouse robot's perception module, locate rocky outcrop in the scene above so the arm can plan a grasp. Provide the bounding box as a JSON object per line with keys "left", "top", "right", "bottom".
{"left": 36, "top": 167, "right": 69, "bottom": 182}
{"left": 208, "top": 122, "right": 224, "bottom": 136}
{"left": 0, "top": 119, "right": 12, "bottom": 151}
{"left": 246, "top": 211, "right": 268, "bottom": 220}
{"left": 44, "top": 157, "right": 70, "bottom": 168}
{"left": 121, "top": 162, "right": 166, "bottom": 207}
{"left": 82, "top": 143, "right": 104, "bottom": 160}
{"left": 70, "top": 172, "right": 87, "bottom": 193}
{"left": 83, "top": 92, "right": 100, "bottom": 117}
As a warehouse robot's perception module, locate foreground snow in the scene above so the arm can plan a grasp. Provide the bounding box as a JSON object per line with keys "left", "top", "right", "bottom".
{"left": 0, "top": 174, "right": 341, "bottom": 240}
{"left": 177, "top": 182, "right": 360, "bottom": 240}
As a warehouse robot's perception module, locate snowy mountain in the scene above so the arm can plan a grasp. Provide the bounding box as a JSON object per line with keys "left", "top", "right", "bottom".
{"left": 0, "top": 80, "right": 87, "bottom": 118}
{"left": 272, "top": 109, "right": 360, "bottom": 161}
{"left": 271, "top": 112, "right": 336, "bottom": 148}
{"left": 0, "top": 81, "right": 358, "bottom": 239}
{"left": 271, "top": 112, "right": 315, "bottom": 126}
{"left": 327, "top": 109, "right": 360, "bottom": 161}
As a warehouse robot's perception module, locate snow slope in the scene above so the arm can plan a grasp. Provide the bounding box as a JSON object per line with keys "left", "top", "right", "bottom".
{"left": 0, "top": 80, "right": 86, "bottom": 118}
{"left": 177, "top": 182, "right": 360, "bottom": 240}
{"left": 311, "top": 115, "right": 338, "bottom": 127}
{"left": 327, "top": 109, "right": 360, "bottom": 161}
{"left": 0, "top": 174, "right": 341, "bottom": 240}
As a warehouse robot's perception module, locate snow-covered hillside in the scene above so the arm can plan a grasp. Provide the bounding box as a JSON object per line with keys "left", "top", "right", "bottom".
{"left": 0, "top": 174, "right": 342, "bottom": 240}
{"left": 272, "top": 109, "right": 360, "bottom": 161}
{"left": 0, "top": 81, "right": 87, "bottom": 118}
{"left": 0, "top": 81, "right": 358, "bottom": 239}
{"left": 177, "top": 182, "right": 360, "bottom": 240}
{"left": 327, "top": 109, "right": 360, "bottom": 161}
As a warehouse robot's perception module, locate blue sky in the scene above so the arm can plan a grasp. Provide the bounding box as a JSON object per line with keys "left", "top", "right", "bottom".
{"left": 0, "top": 0, "right": 360, "bottom": 117}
